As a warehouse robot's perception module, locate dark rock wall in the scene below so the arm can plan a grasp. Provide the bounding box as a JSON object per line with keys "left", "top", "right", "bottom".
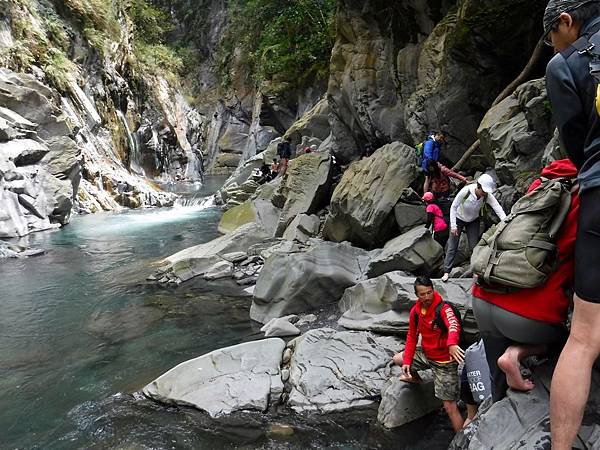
{"left": 328, "top": 0, "right": 549, "bottom": 164}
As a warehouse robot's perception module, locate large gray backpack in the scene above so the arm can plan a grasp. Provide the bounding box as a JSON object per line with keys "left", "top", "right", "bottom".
{"left": 471, "top": 177, "right": 574, "bottom": 290}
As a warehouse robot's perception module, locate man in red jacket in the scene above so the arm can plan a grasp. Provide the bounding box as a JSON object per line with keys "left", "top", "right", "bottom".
{"left": 472, "top": 159, "right": 577, "bottom": 402}
{"left": 392, "top": 276, "right": 465, "bottom": 432}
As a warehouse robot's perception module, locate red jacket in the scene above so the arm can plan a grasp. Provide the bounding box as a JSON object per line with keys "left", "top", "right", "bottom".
{"left": 403, "top": 291, "right": 461, "bottom": 365}
{"left": 472, "top": 159, "right": 579, "bottom": 324}
{"left": 428, "top": 163, "right": 467, "bottom": 194}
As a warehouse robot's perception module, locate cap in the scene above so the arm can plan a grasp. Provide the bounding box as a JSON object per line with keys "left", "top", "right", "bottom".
{"left": 422, "top": 192, "right": 434, "bottom": 202}
{"left": 543, "top": 0, "right": 600, "bottom": 34}
{"left": 477, "top": 174, "right": 496, "bottom": 193}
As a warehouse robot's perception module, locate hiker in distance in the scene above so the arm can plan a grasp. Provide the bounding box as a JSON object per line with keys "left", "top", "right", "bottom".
{"left": 441, "top": 174, "right": 506, "bottom": 282}
{"left": 543, "top": 1, "right": 600, "bottom": 448}
{"left": 392, "top": 277, "right": 465, "bottom": 432}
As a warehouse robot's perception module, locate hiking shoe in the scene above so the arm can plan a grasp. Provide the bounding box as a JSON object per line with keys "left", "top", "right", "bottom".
{"left": 441, "top": 273, "right": 449, "bottom": 282}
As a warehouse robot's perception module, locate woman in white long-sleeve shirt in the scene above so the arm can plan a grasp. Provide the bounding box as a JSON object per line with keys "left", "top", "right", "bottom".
{"left": 441, "top": 174, "right": 506, "bottom": 282}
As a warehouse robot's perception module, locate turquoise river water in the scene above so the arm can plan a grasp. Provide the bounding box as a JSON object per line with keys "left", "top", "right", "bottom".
{"left": 0, "top": 178, "right": 452, "bottom": 449}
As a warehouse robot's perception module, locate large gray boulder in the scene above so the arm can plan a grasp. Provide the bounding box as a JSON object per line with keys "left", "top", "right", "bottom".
{"left": 378, "top": 373, "right": 441, "bottom": 428}
{"left": 272, "top": 150, "right": 332, "bottom": 236}
{"left": 450, "top": 362, "right": 600, "bottom": 450}
{"left": 143, "top": 338, "right": 286, "bottom": 418}
{"left": 478, "top": 79, "right": 554, "bottom": 188}
{"left": 250, "top": 239, "right": 373, "bottom": 324}
{"left": 285, "top": 328, "right": 400, "bottom": 413}
{"left": 338, "top": 273, "right": 476, "bottom": 337}
{"left": 283, "top": 97, "right": 330, "bottom": 149}
{"left": 323, "top": 142, "right": 416, "bottom": 248}
{"left": 366, "top": 226, "right": 443, "bottom": 278}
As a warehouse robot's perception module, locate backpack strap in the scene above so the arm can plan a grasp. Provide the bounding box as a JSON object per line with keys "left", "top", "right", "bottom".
{"left": 548, "top": 179, "right": 575, "bottom": 239}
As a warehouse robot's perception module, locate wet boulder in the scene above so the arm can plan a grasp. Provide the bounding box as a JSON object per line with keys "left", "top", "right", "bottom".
{"left": 250, "top": 239, "right": 373, "bottom": 324}
{"left": 285, "top": 328, "right": 400, "bottom": 413}
{"left": 143, "top": 338, "right": 286, "bottom": 417}
{"left": 323, "top": 142, "right": 416, "bottom": 248}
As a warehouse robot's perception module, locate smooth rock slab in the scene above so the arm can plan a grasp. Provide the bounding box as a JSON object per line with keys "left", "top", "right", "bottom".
{"left": 378, "top": 373, "right": 441, "bottom": 428}
{"left": 286, "top": 328, "right": 400, "bottom": 413}
{"left": 143, "top": 338, "right": 286, "bottom": 418}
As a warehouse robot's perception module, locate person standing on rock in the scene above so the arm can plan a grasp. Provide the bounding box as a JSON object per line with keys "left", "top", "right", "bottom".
{"left": 423, "top": 191, "right": 449, "bottom": 249}
{"left": 392, "top": 276, "right": 465, "bottom": 432}
{"left": 441, "top": 174, "right": 506, "bottom": 282}
{"left": 270, "top": 158, "right": 279, "bottom": 179}
{"left": 421, "top": 131, "right": 446, "bottom": 173}
{"left": 543, "top": 1, "right": 600, "bottom": 448}
{"left": 277, "top": 139, "right": 292, "bottom": 176}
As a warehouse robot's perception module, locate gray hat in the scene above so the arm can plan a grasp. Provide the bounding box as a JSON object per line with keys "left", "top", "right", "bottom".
{"left": 544, "top": 0, "right": 600, "bottom": 34}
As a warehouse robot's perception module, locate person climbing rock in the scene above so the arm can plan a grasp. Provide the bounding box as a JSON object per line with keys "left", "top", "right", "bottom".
{"left": 543, "top": 1, "right": 600, "bottom": 447}
{"left": 441, "top": 174, "right": 506, "bottom": 282}
{"left": 423, "top": 191, "right": 449, "bottom": 250}
{"left": 423, "top": 160, "right": 467, "bottom": 199}
{"left": 392, "top": 276, "right": 465, "bottom": 432}
{"left": 270, "top": 158, "right": 279, "bottom": 179}
{"left": 472, "top": 159, "right": 578, "bottom": 403}
{"left": 277, "top": 139, "right": 292, "bottom": 176}
{"left": 421, "top": 131, "right": 446, "bottom": 173}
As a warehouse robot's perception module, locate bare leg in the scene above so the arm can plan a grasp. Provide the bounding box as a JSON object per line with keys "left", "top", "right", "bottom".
{"left": 497, "top": 344, "right": 547, "bottom": 392}
{"left": 462, "top": 403, "right": 479, "bottom": 428}
{"left": 551, "top": 295, "right": 600, "bottom": 450}
{"left": 443, "top": 400, "right": 465, "bottom": 432}
{"left": 392, "top": 352, "right": 423, "bottom": 383}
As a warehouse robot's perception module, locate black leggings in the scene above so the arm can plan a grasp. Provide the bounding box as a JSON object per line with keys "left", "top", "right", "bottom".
{"left": 472, "top": 297, "right": 567, "bottom": 402}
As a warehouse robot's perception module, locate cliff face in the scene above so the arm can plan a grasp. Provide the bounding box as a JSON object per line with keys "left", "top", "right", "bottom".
{"left": 327, "top": 0, "right": 548, "bottom": 165}
{"left": 0, "top": 0, "right": 201, "bottom": 218}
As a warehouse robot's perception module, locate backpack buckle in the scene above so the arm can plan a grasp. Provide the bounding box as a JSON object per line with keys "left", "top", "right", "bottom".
{"left": 579, "top": 42, "right": 596, "bottom": 54}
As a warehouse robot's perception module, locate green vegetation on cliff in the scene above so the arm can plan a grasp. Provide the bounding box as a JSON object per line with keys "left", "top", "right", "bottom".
{"left": 218, "top": 0, "right": 336, "bottom": 91}
{"left": 1, "top": 0, "right": 184, "bottom": 91}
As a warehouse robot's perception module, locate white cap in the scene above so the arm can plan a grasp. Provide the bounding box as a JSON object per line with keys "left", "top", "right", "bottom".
{"left": 477, "top": 174, "right": 496, "bottom": 193}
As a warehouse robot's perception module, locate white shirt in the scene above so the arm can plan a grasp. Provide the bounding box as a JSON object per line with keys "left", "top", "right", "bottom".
{"left": 450, "top": 184, "right": 506, "bottom": 229}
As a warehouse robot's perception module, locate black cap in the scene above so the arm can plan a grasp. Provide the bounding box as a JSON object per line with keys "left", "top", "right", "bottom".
{"left": 544, "top": 0, "right": 600, "bottom": 34}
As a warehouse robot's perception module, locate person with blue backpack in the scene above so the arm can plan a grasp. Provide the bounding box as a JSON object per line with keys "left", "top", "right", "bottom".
{"left": 421, "top": 131, "right": 446, "bottom": 173}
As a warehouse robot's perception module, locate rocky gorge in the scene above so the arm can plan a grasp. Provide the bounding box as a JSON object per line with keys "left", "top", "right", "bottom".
{"left": 1, "top": 0, "right": 598, "bottom": 448}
